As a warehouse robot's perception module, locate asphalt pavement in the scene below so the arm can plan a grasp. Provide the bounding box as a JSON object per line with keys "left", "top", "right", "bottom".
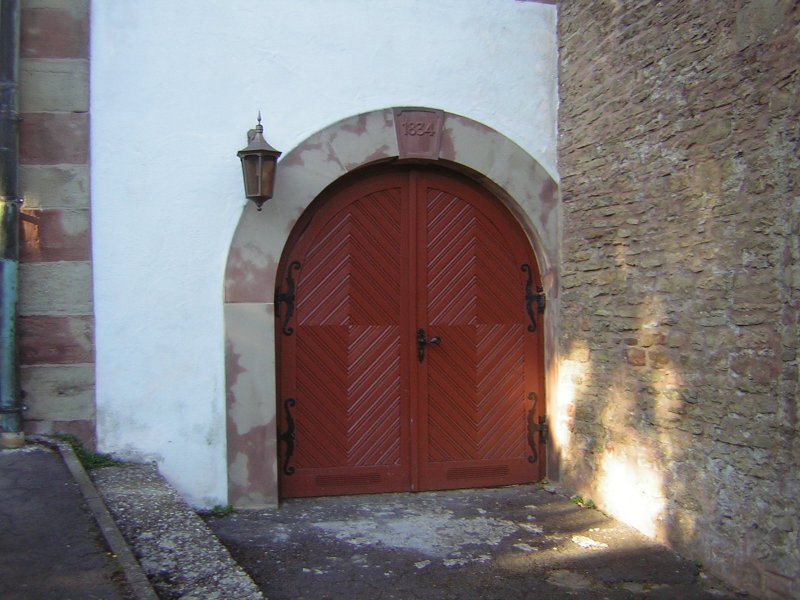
{"left": 0, "top": 440, "right": 751, "bottom": 600}
{"left": 208, "top": 486, "right": 750, "bottom": 600}
{"left": 0, "top": 443, "right": 134, "bottom": 600}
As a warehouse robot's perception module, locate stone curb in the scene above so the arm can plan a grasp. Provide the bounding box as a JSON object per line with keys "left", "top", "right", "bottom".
{"left": 92, "top": 464, "right": 265, "bottom": 599}
{"left": 30, "top": 436, "right": 159, "bottom": 600}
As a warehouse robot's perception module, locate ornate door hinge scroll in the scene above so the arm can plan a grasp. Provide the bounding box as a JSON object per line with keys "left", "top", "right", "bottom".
{"left": 275, "top": 261, "right": 301, "bottom": 336}
{"left": 278, "top": 398, "right": 296, "bottom": 476}
{"left": 527, "top": 392, "right": 548, "bottom": 465}
{"left": 527, "top": 393, "right": 539, "bottom": 464}
{"left": 521, "top": 264, "right": 546, "bottom": 333}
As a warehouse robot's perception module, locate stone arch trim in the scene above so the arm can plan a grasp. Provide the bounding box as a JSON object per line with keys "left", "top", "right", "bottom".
{"left": 224, "top": 108, "right": 560, "bottom": 507}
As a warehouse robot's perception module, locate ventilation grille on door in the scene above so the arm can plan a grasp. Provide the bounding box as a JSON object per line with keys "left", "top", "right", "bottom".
{"left": 316, "top": 473, "right": 382, "bottom": 488}
{"left": 446, "top": 465, "right": 510, "bottom": 481}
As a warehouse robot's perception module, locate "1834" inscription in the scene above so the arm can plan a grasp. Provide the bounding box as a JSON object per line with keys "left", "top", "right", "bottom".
{"left": 401, "top": 121, "right": 436, "bottom": 136}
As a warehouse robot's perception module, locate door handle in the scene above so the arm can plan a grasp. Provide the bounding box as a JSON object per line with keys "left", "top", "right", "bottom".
{"left": 417, "top": 328, "right": 441, "bottom": 363}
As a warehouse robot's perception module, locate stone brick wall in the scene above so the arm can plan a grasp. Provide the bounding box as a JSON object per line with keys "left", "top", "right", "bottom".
{"left": 557, "top": 1, "right": 798, "bottom": 598}
{"left": 17, "top": 0, "right": 94, "bottom": 445}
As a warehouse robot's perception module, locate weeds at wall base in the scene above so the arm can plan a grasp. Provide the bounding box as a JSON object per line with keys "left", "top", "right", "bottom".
{"left": 55, "top": 434, "right": 122, "bottom": 470}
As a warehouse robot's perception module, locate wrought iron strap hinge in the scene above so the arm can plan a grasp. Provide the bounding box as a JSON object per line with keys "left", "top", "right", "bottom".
{"left": 527, "top": 392, "right": 547, "bottom": 464}
{"left": 275, "top": 261, "right": 300, "bottom": 336}
{"left": 527, "top": 393, "right": 539, "bottom": 464}
{"left": 278, "top": 398, "right": 296, "bottom": 476}
{"left": 521, "top": 264, "right": 545, "bottom": 333}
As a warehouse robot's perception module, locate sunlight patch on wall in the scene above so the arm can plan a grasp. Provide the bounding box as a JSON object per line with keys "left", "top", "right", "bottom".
{"left": 597, "top": 448, "right": 666, "bottom": 539}
{"left": 554, "top": 341, "right": 592, "bottom": 448}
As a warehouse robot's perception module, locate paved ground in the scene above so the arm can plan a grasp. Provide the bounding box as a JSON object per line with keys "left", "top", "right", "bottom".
{"left": 207, "top": 485, "right": 749, "bottom": 600}
{"left": 0, "top": 441, "right": 752, "bottom": 600}
{"left": 0, "top": 445, "right": 133, "bottom": 600}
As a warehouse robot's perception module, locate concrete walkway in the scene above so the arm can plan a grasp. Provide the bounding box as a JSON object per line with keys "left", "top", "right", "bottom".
{"left": 207, "top": 485, "right": 749, "bottom": 600}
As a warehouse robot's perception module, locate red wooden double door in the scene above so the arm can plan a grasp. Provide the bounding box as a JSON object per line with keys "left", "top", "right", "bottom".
{"left": 277, "top": 167, "right": 545, "bottom": 498}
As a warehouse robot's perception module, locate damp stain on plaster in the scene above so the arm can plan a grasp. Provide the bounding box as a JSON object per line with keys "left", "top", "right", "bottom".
{"left": 538, "top": 179, "right": 558, "bottom": 229}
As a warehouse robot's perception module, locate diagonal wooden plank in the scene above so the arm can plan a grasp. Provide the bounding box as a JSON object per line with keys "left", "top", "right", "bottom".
{"left": 344, "top": 326, "right": 401, "bottom": 466}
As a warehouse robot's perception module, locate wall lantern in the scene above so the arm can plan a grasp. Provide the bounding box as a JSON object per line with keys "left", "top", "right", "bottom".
{"left": 237, "top": 112, "right": 282, "bottom": 211}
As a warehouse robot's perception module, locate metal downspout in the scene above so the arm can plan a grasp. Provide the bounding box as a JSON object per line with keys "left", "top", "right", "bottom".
{"left": 0, "top": 0, "right": 23, "bottom": 448}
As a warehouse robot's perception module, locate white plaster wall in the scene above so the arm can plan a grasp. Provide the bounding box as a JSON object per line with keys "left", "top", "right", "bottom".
{"left": 91, "top": 0, "right": 558, "bottom": 506}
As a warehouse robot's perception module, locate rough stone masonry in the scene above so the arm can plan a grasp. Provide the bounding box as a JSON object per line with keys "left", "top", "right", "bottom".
{"left": 557, "top": 1, "right": 799, "bottom": 598}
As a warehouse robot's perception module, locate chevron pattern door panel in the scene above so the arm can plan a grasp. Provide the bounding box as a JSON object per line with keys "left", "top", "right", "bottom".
{"left": 416, "top": 172, "right": 541, "bottom": 491}
{"left": 279, "top": 175, "right": 410, "bottom": 498}
{"left": 278, "top": 168, "right": 544, "bottom": 498}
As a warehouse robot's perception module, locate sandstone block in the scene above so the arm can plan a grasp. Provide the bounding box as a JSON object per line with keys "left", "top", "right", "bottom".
{"left": 20, "top": 6, "right": 88, "bottom": 59}
{"left": 20, "top": 164, "right": 89, "bottom": 208}
{"left": 648, "top": 348, "right": 671, "bottom": 367}
{"left": 625, "top": 347, "right": 646, "bottom": 366}
{"left": 19, "top": 58, "right": 89, "bottom": 112}
{"left": 18, "top": 261, "right": 92, "bottom": 316}
{"left": 18, "top": 315, "right": 93, "bottom": 364}
{"left": 22, "top": 0, "right": 89, "bottom": 13}
{"left": 640, "top": 332, "right": 665, "bottom": 347}
{"left": 19, "top": 112, "right": 89, "bottom": 165}
{"left": 20, "top": 364, "right": 94, "bottom": 421}
{"left": 20, "top": 207, "right": 90, "bottom": 262}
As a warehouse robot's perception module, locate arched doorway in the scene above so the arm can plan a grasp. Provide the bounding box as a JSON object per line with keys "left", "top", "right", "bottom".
{"left": 224, "top": 108, "right": 559, "bottom": 508}
{"left": 276, "top": 166, "right": 545, "bottom": 498}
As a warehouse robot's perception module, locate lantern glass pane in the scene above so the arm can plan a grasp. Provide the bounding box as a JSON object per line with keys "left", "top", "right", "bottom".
{"left": 242, "top": 155, "right": 261, "bottom": 198}
{"left": 259, "top": 159, "right": 276, "bottom": 198}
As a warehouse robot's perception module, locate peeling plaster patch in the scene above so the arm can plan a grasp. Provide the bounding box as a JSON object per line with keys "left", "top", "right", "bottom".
{"left": 227, "top": 423, "right": 276, "bottom": 507}
{"left": 228, "top": 380, "right": 274, "bottom": 436}
{"left": 224, "top": 300, "right": 276, "bottom": 502}
{"left": 324, "top": 139, "right": 346, "bottom": 172}
{"left": 225, "top": 244, "right": 276, "bottom": 303}
{"left": 224, "top": 340, "right": 246, "bottom": 407}
{"left": 280, "top": 142, "right": 324, "bottom": 169}
{"left": 441, "top": 120, "right": 497, "bottom": 174}
{"left": 330, "top": 133, "right": 381, "bottom": 172}
{"left": 350, "top": 144, "right": 392, "bottom": 170}
{"left": 228, "top": 450, "right": 270, "bottom": 508}
{"left": 228, "top": 452, "right": 249, "bottom": 491}
{"left": 313, "top": 512, "right": 519, "bottom": 558}
{"left": 340, "top": 113, "right": 369, "bottom": 136}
